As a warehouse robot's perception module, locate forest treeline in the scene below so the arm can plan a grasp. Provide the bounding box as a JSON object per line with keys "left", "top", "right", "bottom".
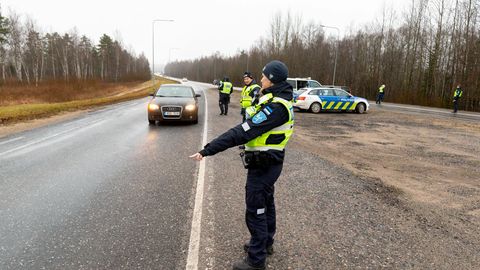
{"left": 165, "top": 0, "right": 480, "bottom": 111}
{"left": 0, "top": 5, "right": 150, "bottom": 86}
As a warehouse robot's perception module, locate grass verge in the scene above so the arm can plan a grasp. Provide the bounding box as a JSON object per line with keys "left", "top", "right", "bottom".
{"left": 0, "top": 77, "right": 177, "bottom": 125}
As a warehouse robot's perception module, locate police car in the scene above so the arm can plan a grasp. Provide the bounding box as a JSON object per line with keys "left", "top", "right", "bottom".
{"left": 293, "top": 87, "right": 369, "bottom": 114}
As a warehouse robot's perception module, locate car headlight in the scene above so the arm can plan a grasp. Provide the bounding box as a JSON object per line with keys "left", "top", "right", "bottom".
{"left": 185, "top": 104, "right": 196, "bottom": 111}
{"left": 148, "top": 103, "right": 159, "bottom": 110}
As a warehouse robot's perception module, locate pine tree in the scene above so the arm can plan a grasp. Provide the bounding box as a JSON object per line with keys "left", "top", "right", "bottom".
{"left": 0, "top": 4, "right": 9, "bottom": 45}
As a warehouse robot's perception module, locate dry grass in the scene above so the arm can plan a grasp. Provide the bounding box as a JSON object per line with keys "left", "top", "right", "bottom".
{"left": 0, "top": 77, "right": 177, "bottom": 125}
{"left": 1, "top": 80, "right": 151, "bottom": 105}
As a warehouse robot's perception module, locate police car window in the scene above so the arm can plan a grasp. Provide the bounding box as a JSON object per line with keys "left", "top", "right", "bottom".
{"left": 297, "top": 80, "right": 308, "bottom": 89}
{"left": 309, "top": 81, "right": 321, "bottom": 88}
{"left": 308, "top": 90, "right": 319, "bottom": 95}
{"left": 319, "top": 89, "right": 335, "bottom": 96}
{"left": 334, "top": 89, "right": 350, "bottom": 97}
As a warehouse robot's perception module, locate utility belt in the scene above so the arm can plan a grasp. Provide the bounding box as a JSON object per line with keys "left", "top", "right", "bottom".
{"left": 239, "top": 150, "right": 276, "bottom": 169}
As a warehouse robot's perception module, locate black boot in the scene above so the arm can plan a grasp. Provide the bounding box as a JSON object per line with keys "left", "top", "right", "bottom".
{"left": 243, "top": 242, "right": 274, "bottom": 255}
{"left": 232, "top": 258, "right": 265, "bottom": 270}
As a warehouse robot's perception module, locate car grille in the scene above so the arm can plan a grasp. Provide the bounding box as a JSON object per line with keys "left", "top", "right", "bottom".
{"left": 161, "top": 105, "right": 183, "bottom": 119}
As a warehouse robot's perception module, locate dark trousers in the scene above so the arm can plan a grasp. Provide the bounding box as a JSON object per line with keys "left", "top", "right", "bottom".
{"left": 219, "top": 94, "right": 229, "bottom": 114}
{"left": 376, "top": 93, "right": 384, "bottom": 104}
{"left": 245, "top": 163, "right": 283, "bottom": 266}
{"left": 453, "top": 99, "right": 459, "bottom": 113}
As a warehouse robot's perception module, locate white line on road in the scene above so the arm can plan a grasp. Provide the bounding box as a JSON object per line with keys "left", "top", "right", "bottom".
{"left": 186, "top": 86, "right": 209, "bottom": 270}
{"left": 0, "top": 136, "right": 25, "bottom": 146}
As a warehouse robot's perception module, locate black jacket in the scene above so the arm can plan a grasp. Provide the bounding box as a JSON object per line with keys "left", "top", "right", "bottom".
{"left": 200, "top": 81, "right": 293, "bottom": 162}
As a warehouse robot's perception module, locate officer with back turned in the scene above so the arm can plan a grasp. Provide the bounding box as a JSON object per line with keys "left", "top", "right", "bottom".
{"left": 219, "top": 77, "right": 233, "bottom": 115}
{"left": 190, "top": 60, "right": 294, "bottom": 270}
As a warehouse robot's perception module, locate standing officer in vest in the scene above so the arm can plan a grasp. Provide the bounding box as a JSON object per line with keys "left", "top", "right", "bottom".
{"left": 376, "top": 84, "right": 385, "bottom": 104}
{"left": 190, "top": 60, "right": 294, "bottom": 270}
{"left": 219, "top": 77, "right": 233, "bottom": 115}
{"left": 240, "top": 72, "right": 261, "bottom": 122}
{"left": 453, "top": 84, "right": 463, "bottom": 113}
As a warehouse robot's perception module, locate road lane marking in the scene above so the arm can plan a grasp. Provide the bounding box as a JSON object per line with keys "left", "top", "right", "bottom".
{"left": 0, "top": 120, "right": 105, "bottom": 157}
{"left": 186, "top": 85, "right": 208, "bottom": 270}
{"left": 0, "top": 136, "right": 25, "bottom": 146}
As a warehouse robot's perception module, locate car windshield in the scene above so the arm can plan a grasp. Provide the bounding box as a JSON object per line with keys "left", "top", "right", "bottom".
{"left": 156, "top": 86, "right": 193, "bottom": 97}
{"left": 308, "top": 81, "right": 322, "bottom": 88}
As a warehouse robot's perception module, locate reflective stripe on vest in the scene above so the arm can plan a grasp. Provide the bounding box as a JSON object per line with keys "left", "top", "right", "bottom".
{"left": 240, "top": 84, "right": 260, "bottom": 108}
{"left": 221, "top": 82, "right": 233, "bottom": 94}
{"left": 245, "top": 93, "right": 273, "bottom": 119}
{"left": 379, "top": 85, "right": 385, "bottom": 93}
{"left": 245, "top": 96, "right": 294, "bottom": 152}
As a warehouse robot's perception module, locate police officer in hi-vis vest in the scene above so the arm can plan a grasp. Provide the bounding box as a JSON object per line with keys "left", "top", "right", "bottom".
{"left": 240, "top": 72, "right": 261, "bottom": 122}
{"left": 219, "top": 77, "right": 233, "bottom": 115}
{"left": 376, "top": 84, "right": 385, "bottom": 104}
{"left": 452, "top": 84, "right": 463, "bottom": 113}
{"left": 190, "top": 60, "right": 294, "bottom": 270}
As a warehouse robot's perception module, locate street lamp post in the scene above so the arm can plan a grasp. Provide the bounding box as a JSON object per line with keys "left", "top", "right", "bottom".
{"left": 320, "top": 24, "right": 340, "bottom": 86}
{"left": 152, "top": 19, "right": 174, "bottom": 88}
{"left": 168, "top": 47, "right": 180, "bottom": 63}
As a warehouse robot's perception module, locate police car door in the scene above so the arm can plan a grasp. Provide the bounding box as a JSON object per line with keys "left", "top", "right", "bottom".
{"left": 334, "top": 89, "right": 355, "bottom": 111}
{"left": 319, "top": 89, "right": 336, "bottom": 110}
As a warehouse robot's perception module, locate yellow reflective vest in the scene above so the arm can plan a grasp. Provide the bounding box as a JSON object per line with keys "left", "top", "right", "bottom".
{"left": 220, "top": 82, "right": 233, "bottom": 94}
{"left": 245, "top": 93, "right": 294, "bottom": 152}
{"left": 240, "top": 84, "right": 260, "bottom": 108}
{"left": 379, "top": 85, "right": 385, "bottom": 93}
{"left": 453, "top": 89, "right": 463, "bottom": 98}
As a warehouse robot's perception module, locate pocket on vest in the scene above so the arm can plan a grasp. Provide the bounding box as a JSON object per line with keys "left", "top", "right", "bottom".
{"left": 266, "top": 134, "right": 285, "bottom": 145}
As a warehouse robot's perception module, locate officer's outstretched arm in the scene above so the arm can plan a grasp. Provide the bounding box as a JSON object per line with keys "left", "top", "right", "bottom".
{"left": 197, "top": 103, "right": 289, "bottom": 157}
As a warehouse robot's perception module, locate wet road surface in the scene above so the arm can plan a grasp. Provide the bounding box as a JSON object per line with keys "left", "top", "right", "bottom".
{"left": 0, "top": 83, "right": 209, "bottom": 269}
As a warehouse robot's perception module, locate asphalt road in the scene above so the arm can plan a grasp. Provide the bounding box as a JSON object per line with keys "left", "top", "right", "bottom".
{"left": 0, "top": 84, "right": 208, "bottom": 269}
{"left": 1, "top": 80, "right": 479, "bottom": 270}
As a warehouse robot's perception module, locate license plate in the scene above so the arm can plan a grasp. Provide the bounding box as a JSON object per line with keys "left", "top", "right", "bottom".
{"left": 164, "top": 112, "right": 180, "bottom": 116}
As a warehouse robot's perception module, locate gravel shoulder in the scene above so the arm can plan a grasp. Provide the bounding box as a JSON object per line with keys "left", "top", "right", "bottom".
{"left": 198, "top": 88, "right": 480, "bottom": 269}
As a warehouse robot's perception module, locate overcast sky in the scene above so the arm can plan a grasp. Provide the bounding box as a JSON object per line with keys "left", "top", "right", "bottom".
{"left": 2, "top": 0, "right": 407, "bottom": 69}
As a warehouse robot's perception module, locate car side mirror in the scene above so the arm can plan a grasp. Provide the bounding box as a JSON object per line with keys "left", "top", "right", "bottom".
{"left": 195, "top": 94, "right": 201, "bottom": 98}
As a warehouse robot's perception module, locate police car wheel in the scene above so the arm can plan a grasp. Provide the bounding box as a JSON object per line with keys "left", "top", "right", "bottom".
{"left": 310, "top": 102, "right": 322, "bottom": 114}
{"left": 356, "top": 103, "right": 366, "bottom": 114}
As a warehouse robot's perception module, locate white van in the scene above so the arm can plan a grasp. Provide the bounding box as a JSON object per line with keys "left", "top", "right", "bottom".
{"left": 286, "top": 77, "right": 322, "bottom": 91}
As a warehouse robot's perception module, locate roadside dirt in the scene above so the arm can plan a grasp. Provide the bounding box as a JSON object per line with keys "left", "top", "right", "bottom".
{"left": 293, "top": 108, "right": 480, "bottom": 225}
{"left": 201, "top": 88, "right": 480, "bottom": 269}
